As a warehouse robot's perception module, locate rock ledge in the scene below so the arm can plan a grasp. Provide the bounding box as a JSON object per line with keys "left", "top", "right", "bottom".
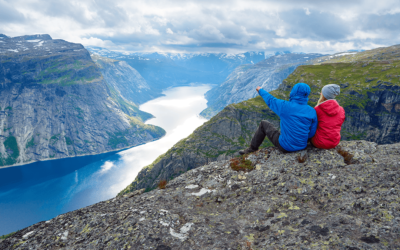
{"left": 1, "top": 140, "right": 399, "bottom": 249}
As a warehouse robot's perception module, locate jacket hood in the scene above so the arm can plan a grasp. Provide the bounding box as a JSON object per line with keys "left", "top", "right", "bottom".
{"left": 289, "top": 83, "right": 310, "bottom": 104}
{"left": 318, "top": 99, "right": 340, "bottom": 116}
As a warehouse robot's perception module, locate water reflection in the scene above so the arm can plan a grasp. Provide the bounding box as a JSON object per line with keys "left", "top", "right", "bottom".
{"left": 0, "top": 84, "right": 210, "bottom": 235}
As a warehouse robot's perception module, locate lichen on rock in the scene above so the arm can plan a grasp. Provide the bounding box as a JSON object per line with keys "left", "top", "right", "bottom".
{"left": 2, "top": 140, "right": 399, "bottom": 249}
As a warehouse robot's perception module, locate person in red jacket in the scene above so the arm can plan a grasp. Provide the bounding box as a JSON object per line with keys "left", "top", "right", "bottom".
{"left": 311, "top": 84, "right": 345, "bottom": 149}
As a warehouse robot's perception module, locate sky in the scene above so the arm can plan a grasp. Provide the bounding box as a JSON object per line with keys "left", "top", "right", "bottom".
{"left": 1, "top": 0, "right": 400, "bottom": 54}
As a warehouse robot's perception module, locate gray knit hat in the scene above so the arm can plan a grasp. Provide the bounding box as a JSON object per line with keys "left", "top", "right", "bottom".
{"left": 322, "top": 84, "right": 340, "bottom": 100}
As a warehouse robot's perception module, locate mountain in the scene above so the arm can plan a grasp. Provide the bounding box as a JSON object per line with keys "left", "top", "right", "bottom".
{"left": 200, "top": 53, "right": 324, "bottom": 118}
{"left": 86, "top": 46, "right": 272, "bottom": 89}
{"left": 0, "top": 34, "right": 165, "bottom": 167}
{"left": 280, "top": 44, "right": 400, "bottom": 144}
{"left": 91, "top": 53, "right": 162, "bottom": 105}
{"left": 2, "top": 140, "right": 400, "bottom": 249}
{"left": 119, "top": 44, "right": 400, "bottom": 194}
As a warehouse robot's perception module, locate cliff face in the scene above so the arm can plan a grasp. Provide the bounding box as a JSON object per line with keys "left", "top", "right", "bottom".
{"left": 0, "top": 34, "right": 165, "bottom": 167}
{"left": 121, "top": 44, "right": 400, "bottom": 194}
{"left": 200, "top": 53, "right": 323, "bottom": 119}
{"left": 2, "top": 140, "right": 399, "bottom": 249}
{"left": 91, "top": 53, "right": 161, "bottom": 105}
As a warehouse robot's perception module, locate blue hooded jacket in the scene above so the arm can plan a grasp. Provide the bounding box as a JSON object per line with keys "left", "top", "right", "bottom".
{"left": 258, "top": 83, "right": 318, "bottom": 151}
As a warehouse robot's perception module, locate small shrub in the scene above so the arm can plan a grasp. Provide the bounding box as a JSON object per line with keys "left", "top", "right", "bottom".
{"left": 230, "top": 155, "right": 254, "bottom": 172}
{"left": 297, "top": 154, "right": 307, "bottom": 163}
{"left": 337, "top": 147, "right": 354, "bottom": 164}
{"left": 246, "top": 241, "right": 253, "bottom": 250}
{"left": 158, "top": 180, "right": 167, "bottom": 189}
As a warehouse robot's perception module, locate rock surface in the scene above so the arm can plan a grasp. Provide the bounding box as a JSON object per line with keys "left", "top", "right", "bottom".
{"left": 2, "top": 140, "right": 399, "bottom": 249}
{"left": 200, "top": 53, "right": 323, "bottom": 118}
{"left": 0, "top": 34, "right": 165, "bottom": 167}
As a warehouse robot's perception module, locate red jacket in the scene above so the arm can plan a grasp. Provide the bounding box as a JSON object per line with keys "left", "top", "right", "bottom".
{"left": 311, "top": 100, "right": 345, "bottom": 149}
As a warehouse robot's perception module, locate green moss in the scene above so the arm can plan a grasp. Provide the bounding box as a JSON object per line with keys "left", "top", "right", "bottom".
{"left": 50, "top": 134, "right": 60, "bottom": 145}
{"left": 3, "top": 127, "right": 12, "bottom": 132}
{"left": 65, "top": 136, "right": 73, "bottom": 145}
{"left": 26, "top": 137, "right": 35, "bottom": 148}
{"left": 128, "top": 117, "right": 166, "bottom": 138}
{"left": 0, "top": 230, "right": 17, "bottom": 239}
{"left": 145, "top": 186, "right": 156, "bottom": 193}
{"left": 2, "top": 136, "right": 19, "bottom": 166}
{"left": 34, "top": 58, "right": 101, "bottom": 86}
{"left": 238, "top": 136, "right": 246, "bottom": 145}
{"left": 260, "top": 139, "right": 274, "bottom": 148}
{"left": 343, "top": 131, "right": 367, "bottom": 140}
{"left": 12, "top": 240, "right": 26, "bottom": 249}
{"left": 107, "top": 130, "right": 129, "bottom": 149}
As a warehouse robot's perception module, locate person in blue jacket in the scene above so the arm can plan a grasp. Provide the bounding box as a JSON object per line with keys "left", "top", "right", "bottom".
{"left": 239, "top": 83, "right": 318, "bottom": 154}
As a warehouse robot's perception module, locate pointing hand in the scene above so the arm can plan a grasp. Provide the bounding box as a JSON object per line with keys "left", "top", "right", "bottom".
{"left": 256, "top": 86, "right": 261, "bottom": 92}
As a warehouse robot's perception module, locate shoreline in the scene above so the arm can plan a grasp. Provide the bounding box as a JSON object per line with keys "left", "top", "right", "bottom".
{"left": 0, "top": 136, "right": 164, "bottom": 170}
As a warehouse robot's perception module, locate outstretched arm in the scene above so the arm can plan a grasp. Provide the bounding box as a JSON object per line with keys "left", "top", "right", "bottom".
{"left": 257, "top": 87, "right": 285, "bottom": 116}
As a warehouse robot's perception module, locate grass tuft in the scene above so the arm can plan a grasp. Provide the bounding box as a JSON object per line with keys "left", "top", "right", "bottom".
{"left": 337, "top": 147, "right": 354, "bottom": 165}
{"left": 297, "top": 154, "right": 307, "bottom": 163}
{"left": 0, "top": 230, "right": 17, "bottom": 239}
{"left": 158, "top": 180, "right": 167, "bottom": 189}
{"left": 230, "top": 155, "right": 254, "bottom": 172}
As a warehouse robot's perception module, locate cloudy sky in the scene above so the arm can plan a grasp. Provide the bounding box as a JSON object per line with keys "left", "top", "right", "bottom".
{"left": 1, "top": 0, "right": 400, "bottom": 54}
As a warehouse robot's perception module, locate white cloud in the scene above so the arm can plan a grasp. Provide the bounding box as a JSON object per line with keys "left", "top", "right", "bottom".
{"left": 0, "top": 0, "right": 399, "bottom": 53}
{"left": 349, "top": 30, "right": 379, "bottom": 40}
{"left": 78, "top": 37, "right": 116, "bottom": 47}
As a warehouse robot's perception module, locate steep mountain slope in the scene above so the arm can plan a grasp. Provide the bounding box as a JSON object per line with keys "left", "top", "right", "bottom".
{"left": 277, "top": 44, "right": 400, "bottom": 144}
{"left": 0, "top": 34, "right": 165, "bottom": 167}
{"left": 3, "top": 140, "right": 400, "bottom": 249}
{"left": 91, "top": 53, "right": 162, "bottom": 105}
{"left": 200, "top": 53, "right": 324, "bottom": 118}
{"left": 87, "top": 47, "right": 271, "bottom": 89}
{"left": 120, "top": 44, "right": 400, "bottom": 193}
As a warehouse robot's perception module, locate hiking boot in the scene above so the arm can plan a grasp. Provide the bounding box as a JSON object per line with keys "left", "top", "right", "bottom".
{"left": 238, "top": 148, "right": 256, "bottom": 155}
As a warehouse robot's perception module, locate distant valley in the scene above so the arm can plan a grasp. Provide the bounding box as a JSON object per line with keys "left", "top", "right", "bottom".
{"left": 87, "top": 47, "right": 327, "bottom": 119}
{"left": 87, "top": 46, "right": 272, "bottom": 89}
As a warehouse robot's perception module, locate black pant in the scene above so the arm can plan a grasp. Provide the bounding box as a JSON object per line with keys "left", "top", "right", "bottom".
{"left": 250, "top": 120, "right": 288, "bottom": 153}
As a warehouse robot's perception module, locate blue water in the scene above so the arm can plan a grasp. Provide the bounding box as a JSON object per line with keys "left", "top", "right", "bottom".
{"left": 0, "top": 85, "right": 210, "bottom": 236}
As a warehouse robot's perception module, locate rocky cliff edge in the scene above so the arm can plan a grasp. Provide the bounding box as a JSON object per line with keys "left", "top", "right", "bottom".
{"left": 1, "top": 140, "right": 399, "bottom": 249}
